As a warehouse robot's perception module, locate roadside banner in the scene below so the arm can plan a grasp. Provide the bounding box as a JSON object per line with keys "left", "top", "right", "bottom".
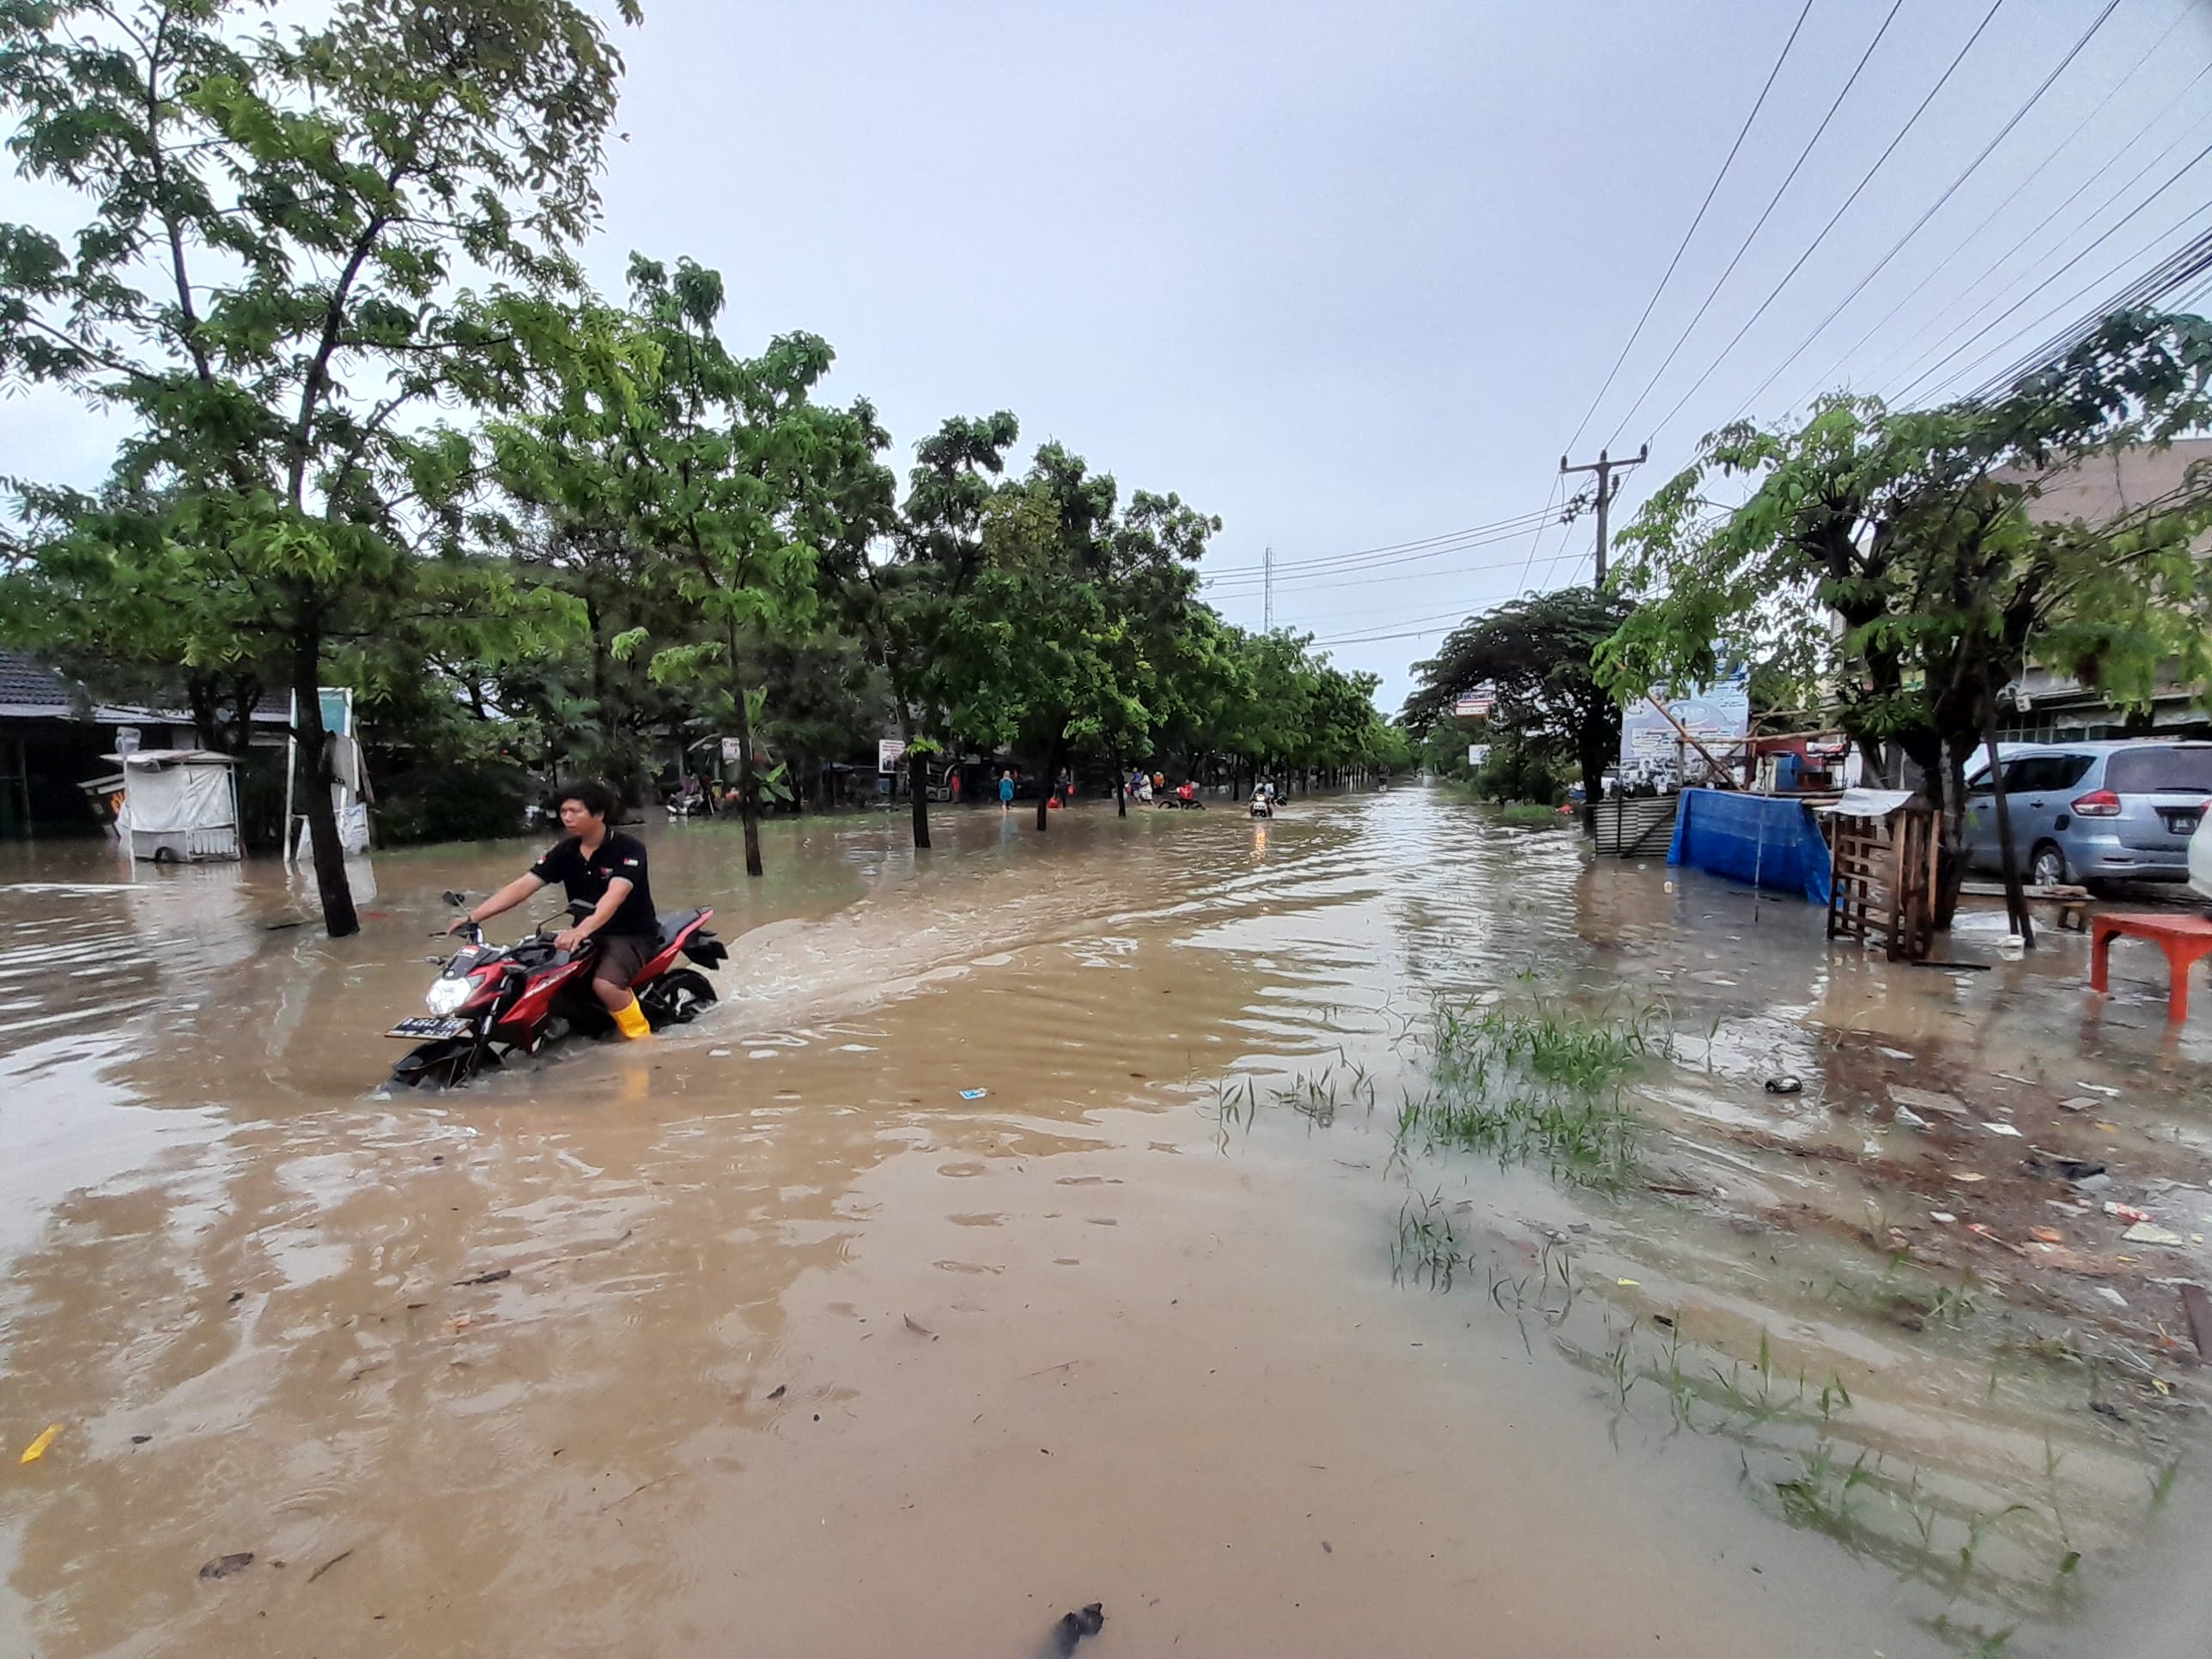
{"left": 878, "top": 738, "right": 908, "bottom": 774}
{"left": 1620, "top": 670, "right": 1750, "bottom": 774}
{"left": 1452, "top": 684, "right": 1496, "bottom": 720}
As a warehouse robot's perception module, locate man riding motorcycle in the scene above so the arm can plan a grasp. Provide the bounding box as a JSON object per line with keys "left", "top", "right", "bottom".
{"left": 451, "top": 779, "right": 658, "bottom": 1042}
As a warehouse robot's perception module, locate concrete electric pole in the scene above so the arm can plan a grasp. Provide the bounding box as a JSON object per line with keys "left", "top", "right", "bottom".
{"left": 1558, "top": 444, "right": 1648, "bottom": 590}
{"left": 1262, "top": 544, "right": 1273, "bottom": 632}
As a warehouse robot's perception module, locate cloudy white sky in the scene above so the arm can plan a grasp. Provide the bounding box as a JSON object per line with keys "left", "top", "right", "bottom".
{"left": 581, "top": 0, "right": 2212, "bottom": 708}
{"left": 9, "top": 0, "right": 2212, "bottom": 710}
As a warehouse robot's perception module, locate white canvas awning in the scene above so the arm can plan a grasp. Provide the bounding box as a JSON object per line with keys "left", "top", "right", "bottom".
{"left": 1817, "top": 788, "right": 1920, "bottom": 819}
{"left": 103, "top": 749, "right": 240, "bottom": 768}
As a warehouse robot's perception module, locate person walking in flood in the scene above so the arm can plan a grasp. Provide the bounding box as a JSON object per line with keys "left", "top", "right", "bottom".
{"left": 451, "top": 779, "right": 659, "bottom": 1041}
{"left": 999, "top": 770, "right": 1016, "bottom": 812}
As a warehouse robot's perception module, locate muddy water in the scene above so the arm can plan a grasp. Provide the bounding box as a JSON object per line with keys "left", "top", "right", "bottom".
{"left": 0, "top": 791, "right": 2207, "bottom": 1657}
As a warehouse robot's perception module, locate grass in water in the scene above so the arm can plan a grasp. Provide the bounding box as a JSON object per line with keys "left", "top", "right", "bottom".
{"left": 1495, "top": 803, "right": 1569, "bottom": 830}
{"left": 1395, "top": 1000, "right": 1662, "bottom": 1184}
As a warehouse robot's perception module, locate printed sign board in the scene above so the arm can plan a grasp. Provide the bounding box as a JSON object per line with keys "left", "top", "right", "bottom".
{"left": 1620, "top": 670, "right": 1751, "bottom": 776}
{"left": 1452, "top": 684, "right": 1497, "bottom": 720}
{"left": 878, "top": 738, "right": 908, "bottom": 775}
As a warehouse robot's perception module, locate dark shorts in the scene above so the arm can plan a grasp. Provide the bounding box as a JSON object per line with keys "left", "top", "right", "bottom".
{"left": 590, "top": 932, "right": 657, "bottom": 988}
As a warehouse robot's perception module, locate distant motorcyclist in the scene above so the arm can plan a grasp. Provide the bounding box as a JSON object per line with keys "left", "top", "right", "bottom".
{"left": 452, "top": 779, "right": 658, "bottom": 1041}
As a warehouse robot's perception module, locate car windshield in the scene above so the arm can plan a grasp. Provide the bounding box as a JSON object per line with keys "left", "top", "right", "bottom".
{"left": 2105, "top": 747, "right": 2212, "bottom": 795}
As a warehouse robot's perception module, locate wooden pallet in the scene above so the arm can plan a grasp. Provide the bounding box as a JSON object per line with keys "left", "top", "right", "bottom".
{"left": 1826, "top": 805, "right": 1939, "bottom": 962}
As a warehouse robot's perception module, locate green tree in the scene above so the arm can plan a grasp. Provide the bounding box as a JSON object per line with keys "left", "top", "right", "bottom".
{"left": 0, "top": 0, "right": 633, "bottom": 933}
{"left": 936, "top": 443, "right": 1216, "bottom": 831}
{"left": 823, "top": 410, "right": 1020, "bottom": 850}
{"left": 1600, "top": 309, "right": 2212, "bottom": 922}
{"left": 1403, "top": 588, "right": 1632, "bottom": 806}
{"left": 487, "top": 256, "right": 895, "bottom": 877}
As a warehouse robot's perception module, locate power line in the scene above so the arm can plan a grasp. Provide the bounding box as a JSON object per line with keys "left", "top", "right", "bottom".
{"left": 1564, "top": 0, "right": 1816, "bottom": 454}
{"left": 1230, "top": 542, "right": 1599, "bottom": 601}
{"left": 1866, "top": 80, "right": 2212, "bottom": 398}
{"left": 1531, "top": 495, "right": 1589, "bottom": 591}
{"left": 1201, "top": 506, "right": 1554, "bottom": 580}
{"left": 1724, "top": 0, "right": 2123, "bottom": 427}
{"left": 1888, "top": 134, "right": 2212, "bottom": 405}
{"left": 1601, "top": 0, "right": 1909, "bottom": 450}
{"left": 1945, "top": 215, "right": 2212, "bottom": 404}
{"left": 1509, "top": 472, "right": 1566, "bottom": 597}
{"left": 1643, "top": 0, "right": 2011, "bottom": 446}
{"left": 1312, "top": 615, "right": 1474, "bottom": 647}
{"left": 1200, "top": 508, "right": 1556, "bottom": 590}
{"left": 1790, "top": 1, "right": 2206, "bottom": 411}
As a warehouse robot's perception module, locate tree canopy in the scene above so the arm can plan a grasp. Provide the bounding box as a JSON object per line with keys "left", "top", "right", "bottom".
{"left": 1598, "top": 309, "right": 2212, "bottom": 917}
{"left": 1403, "top": 587, "right": 1632, "bottom": 803}
{"left": 0, "top": 0, "right": 1418, "bottom": 919}
{"left": 0, "top": 0, "right": 637, "bottom": 933}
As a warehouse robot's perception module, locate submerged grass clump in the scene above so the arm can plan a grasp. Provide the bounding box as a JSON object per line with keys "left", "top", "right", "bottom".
{"left": 1430, "top": 999, "right": 1662, "bottom": 1091}
{"left": 1494, "top": 803, "right": 1569, "bottom": 830}
{"left": 1395, "top": 1000, "right": 1664, "bottom": 1184}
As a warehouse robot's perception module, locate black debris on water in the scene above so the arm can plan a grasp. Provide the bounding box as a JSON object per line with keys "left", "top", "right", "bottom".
{"left": 1047, "top": 1602, "right": 1106, "bottom": 1656}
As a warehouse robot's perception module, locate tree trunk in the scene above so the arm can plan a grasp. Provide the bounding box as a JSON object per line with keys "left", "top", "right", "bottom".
{"left": 291, "top": 627, "right": 358, "bottom": 939}
{"left": 1981, "top": 684, "right": 2034, "bottom": 948}
{"left": 1111, "top": 742, "right": 1127, "bottom": 818}
{"left": 734, "top": 678, "right": 763, "bottom": 879}
{"left": 1035, "top": 725, "right": 1065, "bottom": 832}
{"left": 1577, "top": 723, "right": 1610, "bottom": 833}
{"left": 188, "top": 677, "right": 220, "bottom": 752}
{"left": 1932, "top": 742, "right": 1968, "bottom": 931}
{"left": 908, "top": 742, "right": 932, "bottom": 850}
{"left": 229, "top": 677, "right": 261, "bottom": 758}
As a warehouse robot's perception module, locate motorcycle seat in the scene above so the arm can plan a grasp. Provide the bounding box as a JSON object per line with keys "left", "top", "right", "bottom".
{"left": 656, "top": 908, "right": 706, "bottom": 946}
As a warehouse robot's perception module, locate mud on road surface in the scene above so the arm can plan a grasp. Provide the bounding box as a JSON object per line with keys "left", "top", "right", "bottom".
{"left": 0, "top": 788, "right": 2208, "bottom": 1657}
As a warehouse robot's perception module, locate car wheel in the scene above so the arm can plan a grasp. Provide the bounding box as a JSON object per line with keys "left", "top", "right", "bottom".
{"left": 2029, "top": 842, "right": 2068, "bottom": 887}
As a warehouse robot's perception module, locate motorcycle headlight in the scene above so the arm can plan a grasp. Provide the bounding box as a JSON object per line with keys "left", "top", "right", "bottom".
{"left": 425, "top": 975, "right": 473, "bottom": 1016}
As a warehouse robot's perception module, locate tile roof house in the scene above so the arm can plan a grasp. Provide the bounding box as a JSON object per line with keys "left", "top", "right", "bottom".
{"left": 0, "top": 650, "right": 283, "bottom": 837}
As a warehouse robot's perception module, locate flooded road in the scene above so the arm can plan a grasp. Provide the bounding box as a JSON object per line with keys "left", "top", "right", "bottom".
{"left": 2, "top": 788, "right": 2208, "bottom": 1657}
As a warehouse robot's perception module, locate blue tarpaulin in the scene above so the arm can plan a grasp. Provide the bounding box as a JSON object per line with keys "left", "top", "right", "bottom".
{"left": 1667, "top": 788, "right": 1832, "bottom": 905}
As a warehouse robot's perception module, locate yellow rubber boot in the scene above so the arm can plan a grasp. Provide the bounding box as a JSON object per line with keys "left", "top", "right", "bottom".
{"left": 611, "top": 994, "right": 651, "bottom": 1041}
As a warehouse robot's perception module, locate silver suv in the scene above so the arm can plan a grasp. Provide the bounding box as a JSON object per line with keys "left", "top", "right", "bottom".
{"left": 1964, "top": 739, "right": 2212, "bottom": 887}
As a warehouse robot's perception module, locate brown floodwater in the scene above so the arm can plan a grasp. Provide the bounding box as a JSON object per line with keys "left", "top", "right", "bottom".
{"left": 2, "top": 787, "right": 2209, "bottom": 1658}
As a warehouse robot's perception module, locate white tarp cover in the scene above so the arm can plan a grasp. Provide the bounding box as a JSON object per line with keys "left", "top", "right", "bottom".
{"left": 116, "top": 754, "right": 236, "bottom": 835}
{"left": 1816, "top": 787, "right": 1918, "bottom": 819}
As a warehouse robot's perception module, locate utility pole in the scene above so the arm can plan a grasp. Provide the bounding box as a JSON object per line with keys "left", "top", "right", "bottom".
{"left": 1559, "top": 444, "right": 1648, "bottom": 590}
{"left": 1262, "top": 544, "right": 1273, "bottom": 632}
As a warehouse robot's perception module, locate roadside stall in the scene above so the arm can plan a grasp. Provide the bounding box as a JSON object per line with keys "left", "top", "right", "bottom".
{"left": 1819, "top": 788, "right": 1938, "bottom": 962}
{"left": 108, "top": 749, "right": 243, "bottom": 862}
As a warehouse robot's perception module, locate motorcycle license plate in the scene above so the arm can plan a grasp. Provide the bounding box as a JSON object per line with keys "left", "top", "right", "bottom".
{"left": 386, "top": 1016, "right": 473, "bottom": 1040}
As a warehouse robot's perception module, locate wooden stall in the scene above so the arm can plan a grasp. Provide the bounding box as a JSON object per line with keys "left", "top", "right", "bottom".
{"left": 1822, "top": 789, "right": 1939, "bottom": 963}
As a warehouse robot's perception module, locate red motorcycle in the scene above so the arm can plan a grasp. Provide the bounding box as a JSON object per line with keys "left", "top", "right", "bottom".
{"left": 387, "top": 890, "right": 728, "bottom": 1089}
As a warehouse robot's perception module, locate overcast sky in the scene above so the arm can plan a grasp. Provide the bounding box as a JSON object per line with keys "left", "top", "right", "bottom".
{"left": 9, "top": 0, "right": 2211, "bottom": 711}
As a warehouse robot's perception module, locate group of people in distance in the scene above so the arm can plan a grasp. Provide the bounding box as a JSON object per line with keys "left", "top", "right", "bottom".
{"left": 1122, "top": 769, "right": 1260, "bottom": 810}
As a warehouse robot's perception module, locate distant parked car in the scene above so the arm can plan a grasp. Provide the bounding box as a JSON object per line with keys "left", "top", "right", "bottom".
{"left": 1963, "top": 739, "right": 2212, "bottom": 888}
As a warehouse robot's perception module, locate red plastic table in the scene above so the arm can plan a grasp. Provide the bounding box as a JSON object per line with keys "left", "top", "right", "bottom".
{"left": 2088, "top": 912, "right": 2212, "bottom": 1024}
